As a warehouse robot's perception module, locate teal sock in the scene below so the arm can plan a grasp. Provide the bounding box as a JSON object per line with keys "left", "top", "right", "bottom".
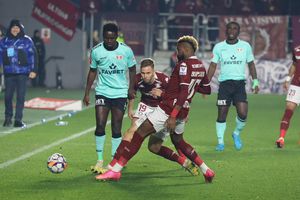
{"left": 95, "top": 135, "right": 106, "bottom": 161}
{"left": 233, "top": 116, "right": 246, "bottom": 136}
{"left": 111, "top": 137, "right": 122, "bottom": 158}
{"left": 216, "top": 121, "right": 226, "bottom": 144}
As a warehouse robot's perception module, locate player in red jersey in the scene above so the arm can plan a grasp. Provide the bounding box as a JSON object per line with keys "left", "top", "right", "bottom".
{"left": 97, "top": 58, "right": 199, "bottom": 176}
{"left": 96, "top": 36, "right": 215, "bottom": 183}
{"left": 276, "top": 45, "right": 300, "bottom": 148}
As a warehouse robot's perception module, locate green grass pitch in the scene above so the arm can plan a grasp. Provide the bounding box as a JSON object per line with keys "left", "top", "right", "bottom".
{"left": 0, "top": 89, "right": 300, "bottom": 200}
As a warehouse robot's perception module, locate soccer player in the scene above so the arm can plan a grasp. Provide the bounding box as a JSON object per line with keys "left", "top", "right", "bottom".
{"left": 96, "top": 35, "right": 215, "bottom": 183}
{"left": 275, "top": 45, "right": 300, "bottom": 148}
{"left": 107, "top": 57, "right": 199, "bottom": 176}
{"left": 83, "top": 22, "right": 136, "bottom": 173}
{"left": 207, "top": 21, "right": 259, "bottom": 151}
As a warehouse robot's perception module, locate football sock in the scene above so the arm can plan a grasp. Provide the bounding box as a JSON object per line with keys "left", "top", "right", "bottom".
{"left": 109, "top": 140, "right": 130, "bottom": 168}
{"left": 280, "top": 109, "right": 294, "bottom": 138}
{"left": 156, "top": 146, "right": 185, "bottom": 165}
{"left": 176, "top": 139, "right": 204, "bottom": 167}
{"left": 216, "top": 121, "right": 226, "bottom": 144}
{"left": 114, "top": 132, "right": 145, "bottom": 172}
{"left": 233, "top": 116, "right": 246, "bottom": 136}
{"left": 176, "top": 147, "right": 187, "bottom": 160}
{"left": 199, "top": 162, "right": 209, "bottom": 174}
{"left": 111, "top": 136, "right": 122, "bottom": 158}
{"left": 95, "top": 135, "right": 106, "bottom": 161}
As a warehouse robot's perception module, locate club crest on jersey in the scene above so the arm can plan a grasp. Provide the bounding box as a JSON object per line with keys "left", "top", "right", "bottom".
{"left": 237, "top": 48, "right": 243, "bottom": 52}
{"left": 116, "top": 55, "right": 123, "bottom": 60}
{"left": 179, "top": 63, "right": 187, "bottom": 75}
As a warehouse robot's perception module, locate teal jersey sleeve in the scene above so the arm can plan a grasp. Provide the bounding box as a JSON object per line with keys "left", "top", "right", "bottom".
{"left": 245, "top": 42, "right": 254, "bottom": 63}
{"left": 211, "top": 43, "right": 221, "bottom": 64}
{"left": 90, "top": 48, "right": 97, "bottom": 69}
{"left": 125, "top": 45, "right": 136, "bottom": 67}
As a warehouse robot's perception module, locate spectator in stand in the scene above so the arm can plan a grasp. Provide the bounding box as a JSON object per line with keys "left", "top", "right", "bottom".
{"left": 255, "top": 0, "right": 287, "bottom": 15}
{"left": 136, "top": 0, "right": 159, "bottom": 13}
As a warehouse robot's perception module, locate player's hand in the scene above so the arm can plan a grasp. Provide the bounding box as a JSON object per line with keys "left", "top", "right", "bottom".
{"left": 83, "top": 95, "right": 90, "bottom": 106}
{"left": 165, "top": 117, "right": 176, "bottom": 133}
{"left": 128, "top": 88, "right": 136, "bottom": 100}
{"left": 252, "top": 86, "right": 259, "bottom": 94}
{"left": 29, "top": 72, "right": 37, "bottom": 79}
{"left": 150, "top": 88, "right": 163, "bottom": 98}
{"left": 252, "top": 79, "right": 259, "bottom": 94}
{"left": 283, "top": 81, "right": 289, "bottom": 91}
{"left": 128, "top": 109, "right": 134, "bottom": 120}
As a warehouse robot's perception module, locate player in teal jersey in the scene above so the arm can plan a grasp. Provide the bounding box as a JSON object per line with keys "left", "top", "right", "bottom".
{"left": 83, "top": 22, "right": 136, "bottom": 173}
{"left": 207, "top": 22, "right": 259, "bottom": 151}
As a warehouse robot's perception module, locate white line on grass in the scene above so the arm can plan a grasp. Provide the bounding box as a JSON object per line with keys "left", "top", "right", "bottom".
{"left": 0, "top": 112, "right": 130, "bottom": 169}
{"left": 0, "top": 106, "right": 93, "bottom": 137}
{"left": 0, "top": 126, "right": 96, "bottom": 169}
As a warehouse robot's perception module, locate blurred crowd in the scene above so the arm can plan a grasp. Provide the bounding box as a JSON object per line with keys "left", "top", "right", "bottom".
{"left": 71, "top": 0, "right": 299, "bottom": 15}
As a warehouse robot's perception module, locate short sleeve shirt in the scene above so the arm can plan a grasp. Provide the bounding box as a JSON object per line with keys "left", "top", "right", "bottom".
{"left": 211, "top": 39, "right": 254, "bottom": 82}
{"left": 90, "top": 42, "right": 136, "bottom": 98}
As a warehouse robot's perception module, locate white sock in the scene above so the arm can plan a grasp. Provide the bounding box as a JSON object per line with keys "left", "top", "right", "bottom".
{"left": 199, "top": 162, "right": 209, "bottom": 174}
{"left": 111, "top": 163, "right": 123, "bottom": 172}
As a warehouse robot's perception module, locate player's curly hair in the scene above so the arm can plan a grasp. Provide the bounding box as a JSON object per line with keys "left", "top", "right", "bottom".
{"left": 103, "top": 22, "right": 118, "bottom": 35}
{"left": 177, "top": 35, "right": 199, "bottom": 52}
{"left": 140, "top": 58, "right": 155, "bottom": 68}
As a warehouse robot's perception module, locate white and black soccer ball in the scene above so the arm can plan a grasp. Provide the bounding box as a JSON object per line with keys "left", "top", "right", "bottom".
{"left": 47, "top": 153, "right": 68, "bottom": 174}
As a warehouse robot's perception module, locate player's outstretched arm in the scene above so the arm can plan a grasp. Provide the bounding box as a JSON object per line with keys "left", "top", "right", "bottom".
{"left": 128, "top": 65, "right": 136, "bottom": 100}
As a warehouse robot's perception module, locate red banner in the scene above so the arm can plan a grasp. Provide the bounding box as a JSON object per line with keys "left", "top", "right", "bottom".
{"left": 219, "top": 16, "right": 288, "bottom": 60}
{"left": 292, "top": 16, "right": 300, "bottom": 48}
{"left": 32, "top": 0, "right": 80, "bottom": 41}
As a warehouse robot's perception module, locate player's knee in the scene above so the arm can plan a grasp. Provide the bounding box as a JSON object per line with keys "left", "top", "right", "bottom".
{"left": 170, "top": 134, "right": 181, "bottom": 146}
{"left": 112, "top": 132, "right": 121, "bottom": 138}
{"left": 148, "top": 143, "right": 160, "bottom": 154}
{"left": 237, "top": 114, "right": 247, "bottom": 121}
{"left": 95, "top": 130, "right": 105, "bottom": 136}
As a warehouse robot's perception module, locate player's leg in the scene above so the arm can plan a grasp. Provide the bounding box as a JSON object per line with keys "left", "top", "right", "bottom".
{"left": 91, "top": 96, "right": 110, "bottom": 173}
{"left": 148, "top": 133, "right": 199, "bottom": 176}
{"left": 171, "top": 133, "right": 215, "bottom": 183}
{"left": 232, "top": 81, "right": 248, "bottom": 150}
{"left": 96, "top": 107, "right": 167, "bottom": 180}
{"left": 216, "top": 105, "right": 230, "bottom": 151}
{"left": 215, "top": 81, "right": 231, "bottom": 151}
{"left": 276, "top": 85, "right": 300, "bottom": 148}
{"left": 95, "top": 119, "right": 156, "bottom": 181}
{"left": 233, "top": 102, "right": 247, "bottom": 150}
{"left": 110, "top": 98, "right": 127, "bottom": 160}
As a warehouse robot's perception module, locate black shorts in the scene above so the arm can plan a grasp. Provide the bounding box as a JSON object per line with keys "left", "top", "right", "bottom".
{"left": 217, "top": 80, "right": 247, "bottom": 106}
{"left": 95, "top": 95, "right": 127, "bottom": 112}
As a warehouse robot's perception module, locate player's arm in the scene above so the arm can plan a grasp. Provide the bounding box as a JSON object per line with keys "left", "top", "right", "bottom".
{"left": 284, "top": 63, "right": 296, "bottom": 90}
{"left": 248, "top": 61, "right": 259, "bottom": 94}
{"left": 165, "top": 84, "right": 189, "bottom": 132}
{"left": 83, "top": 68, "right": 97, "bottom": 106}
{"left": 128, "top": 65, "right": 136, "bottom": 100}
{"left": 197, "top": 73, "right": 211, "bottom": 95}
{"left": 127, "top": 98, "right": 135, "bottom": 120}
{"left": 207, "top": 62, "right": 217, "bottom": 82}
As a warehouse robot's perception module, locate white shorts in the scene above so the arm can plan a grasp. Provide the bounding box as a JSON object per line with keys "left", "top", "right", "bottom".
{"left": 286, "top": 85, "right": 300, "bottom": 105}
{"left": 134, "top": 103, "right": 170, "bottom": 141}
{"left": 147, "top": 106, "right": 185, "bottom": 141}
{"left": 134, "top": 102, "right": 155, "bottom": 127}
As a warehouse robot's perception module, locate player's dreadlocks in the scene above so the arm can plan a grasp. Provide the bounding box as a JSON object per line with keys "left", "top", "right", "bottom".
{"left": 140, "top": 58, "right": 155, "bottom": 68}
{"left": 177, "top": 35, "right": 199, "bottom": 52}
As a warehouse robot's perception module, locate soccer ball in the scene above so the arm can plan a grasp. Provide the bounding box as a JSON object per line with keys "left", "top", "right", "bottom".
{"left": 47, "top": 153, "right": 68, "bottom": 174}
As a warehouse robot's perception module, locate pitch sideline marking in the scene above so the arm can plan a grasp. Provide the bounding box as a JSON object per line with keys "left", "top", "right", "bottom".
{"left": 0, "top": 112, "right": 129, "bottom": 169}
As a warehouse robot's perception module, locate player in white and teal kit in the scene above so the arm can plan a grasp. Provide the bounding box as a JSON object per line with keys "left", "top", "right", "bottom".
{"left": 83, "top": 23, "right": 136, "bottom": 173}
{"left": 207, "top": 22, "right": 259, "bottom": 151}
